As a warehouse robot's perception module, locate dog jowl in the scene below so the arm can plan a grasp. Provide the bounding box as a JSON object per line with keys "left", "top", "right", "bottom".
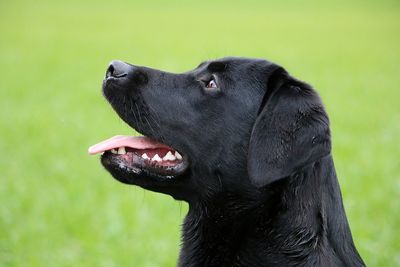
{"left": 89, "top": 57, "right": 365, "bottom": 267}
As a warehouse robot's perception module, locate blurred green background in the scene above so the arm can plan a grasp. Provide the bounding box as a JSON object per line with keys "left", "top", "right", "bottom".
{"left": 1, "top": 0, "right": 399, "bottom": 266}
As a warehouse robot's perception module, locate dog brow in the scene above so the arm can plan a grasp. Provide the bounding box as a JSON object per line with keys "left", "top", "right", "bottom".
{"left": 197, "top": 61, "right": 207, "bottom": 68}
{"left": 207, "top": 62, "right": 227, "bottom": 72}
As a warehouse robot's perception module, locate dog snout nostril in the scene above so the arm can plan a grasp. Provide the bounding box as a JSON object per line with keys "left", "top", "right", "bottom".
{"left": 106, "top": 60, "right": 130, "bottom": 79}
{"left": 106, "top": 64, "right": 115, "bottom": 78}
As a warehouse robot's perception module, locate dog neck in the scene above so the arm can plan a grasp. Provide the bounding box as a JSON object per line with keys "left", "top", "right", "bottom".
{"left": 178, "top": 156, "right": 365, "bottom": 266}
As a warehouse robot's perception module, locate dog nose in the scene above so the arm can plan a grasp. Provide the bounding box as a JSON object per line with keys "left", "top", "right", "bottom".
{"left": 106, "top": 60, "right": 131, "bottom": 79}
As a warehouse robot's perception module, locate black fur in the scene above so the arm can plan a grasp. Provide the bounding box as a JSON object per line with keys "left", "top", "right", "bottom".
{"left": 100, "top": 57, "right": 365, "bottom": 266}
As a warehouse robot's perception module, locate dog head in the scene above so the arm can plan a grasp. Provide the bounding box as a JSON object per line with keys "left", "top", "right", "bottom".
{"left": 89, "top": 57, "right": 331, "bottom": 201}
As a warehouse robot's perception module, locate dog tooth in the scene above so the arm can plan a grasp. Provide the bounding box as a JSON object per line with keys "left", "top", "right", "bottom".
{"left": 174, "top": 151, "right": 183, "bottom": 160}
{"left": 142, "top": 153, "right": 149, "bottom": 160}
{"left": 151, "top": 154, "right": 162, "bottom": 162}
{"left": 111, "top": 149, "right": 117, "bottom": 154}
{"left": 163, "top": 151, "right": 176, "bottom": 161}
{"left": 117, "top": 147, "right": 126, "bottom": 155}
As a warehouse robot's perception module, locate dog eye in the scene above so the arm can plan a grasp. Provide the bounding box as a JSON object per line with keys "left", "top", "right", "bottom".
{"left": 206, "top": 79, "right": 218, "bottom": 89}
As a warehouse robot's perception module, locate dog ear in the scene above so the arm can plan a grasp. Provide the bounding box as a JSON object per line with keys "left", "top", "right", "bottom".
{"left": 248, "top": 67, "right": 331, "bottom": 187}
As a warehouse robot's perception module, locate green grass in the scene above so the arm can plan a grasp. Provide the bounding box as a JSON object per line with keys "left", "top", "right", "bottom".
{"left": 1, "top": 0, "right": 399, "bottom": 266}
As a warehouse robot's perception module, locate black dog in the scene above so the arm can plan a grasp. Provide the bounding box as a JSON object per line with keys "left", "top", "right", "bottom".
{"left": 89, "top": 57, "right": 365, "bottom": 266}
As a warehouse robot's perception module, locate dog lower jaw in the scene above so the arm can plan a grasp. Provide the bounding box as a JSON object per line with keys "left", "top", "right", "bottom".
{"left": 100, "top": 151, "right": 189, "bottom": 180}
{"left": 101, "top": 154, "right": 194, "bottom": 201}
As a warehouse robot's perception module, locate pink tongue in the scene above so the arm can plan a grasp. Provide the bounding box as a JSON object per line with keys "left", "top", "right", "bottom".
{"left": 88, "top": 135, "right": 171, "bottom": 155}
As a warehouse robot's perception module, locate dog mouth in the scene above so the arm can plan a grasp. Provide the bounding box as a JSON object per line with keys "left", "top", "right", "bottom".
{"left": 88, "top": 135, "right": 188, "bottom": 178}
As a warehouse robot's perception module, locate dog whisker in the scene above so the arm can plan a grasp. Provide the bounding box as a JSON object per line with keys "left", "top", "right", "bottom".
{"left": 129, "top": 100, "right": 140, "bottom": 128}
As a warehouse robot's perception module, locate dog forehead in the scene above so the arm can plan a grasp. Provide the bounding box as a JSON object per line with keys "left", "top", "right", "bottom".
{"left": 192, "top": 57, "right": 272, "bottom": 78}
{"left": 198, "top": 57, "right": 268, "bottom": 67}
